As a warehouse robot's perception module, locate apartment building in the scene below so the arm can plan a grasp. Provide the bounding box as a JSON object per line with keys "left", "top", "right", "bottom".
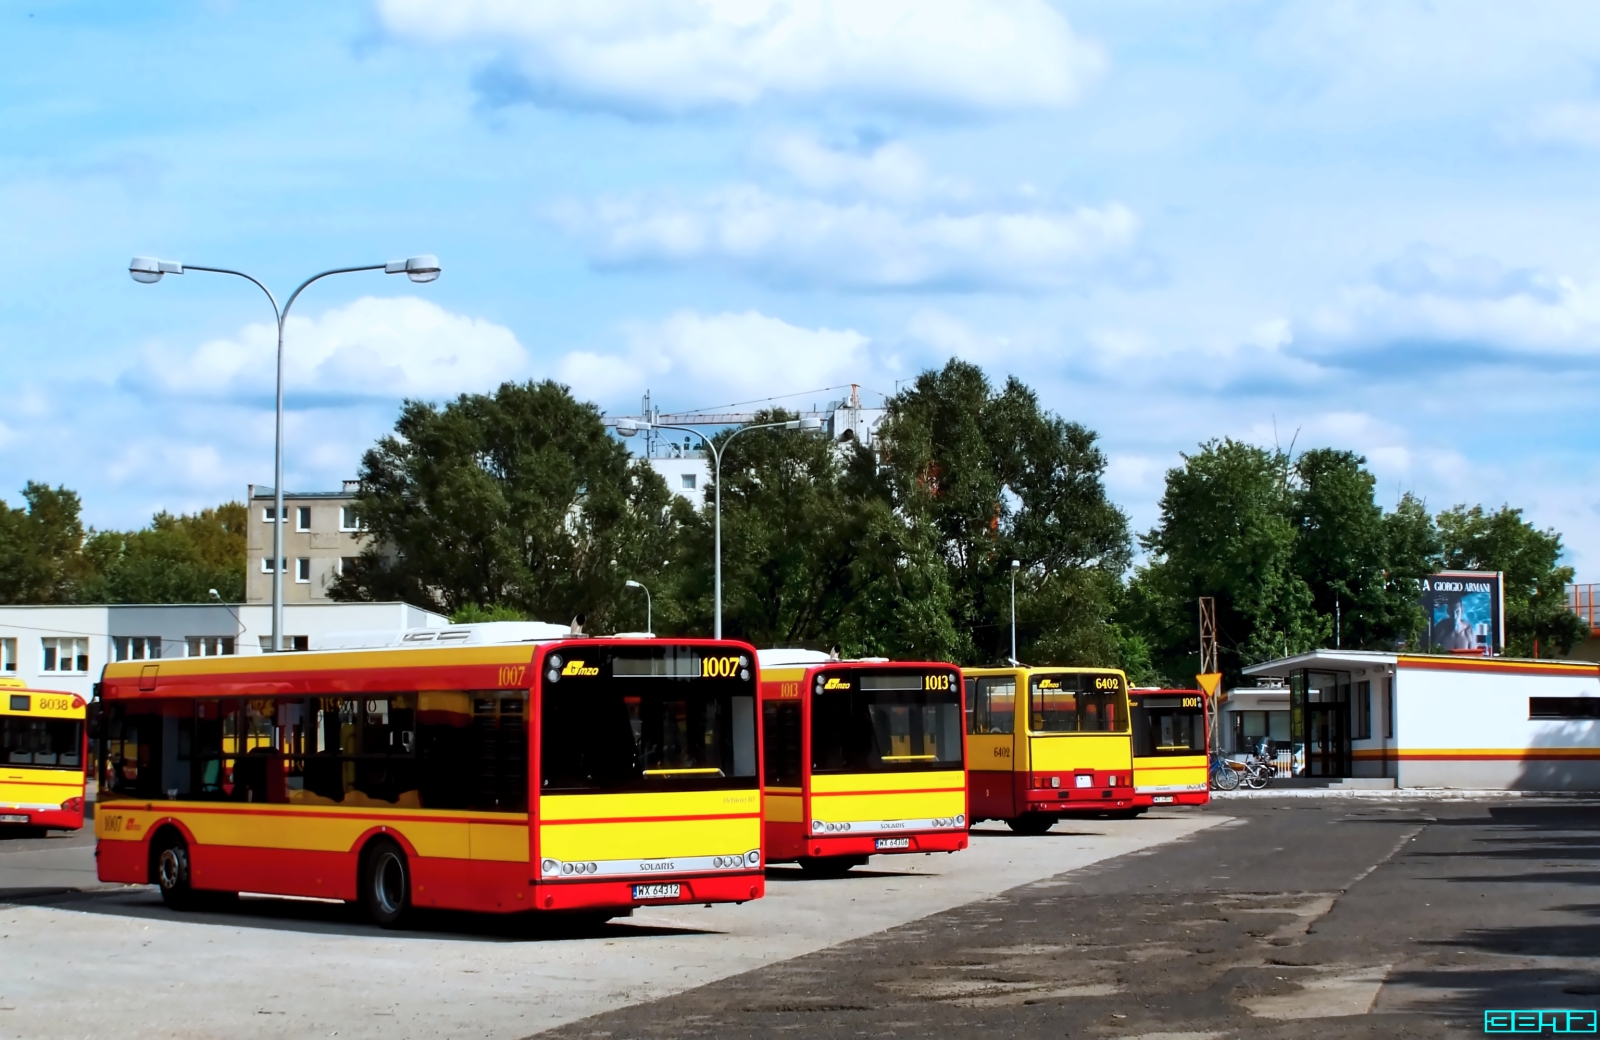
{"left": 245, "top": 482, "right": 368, "bottom": 604}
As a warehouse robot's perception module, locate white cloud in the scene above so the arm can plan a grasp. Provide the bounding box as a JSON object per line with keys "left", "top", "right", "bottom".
{"left": 561, "top": 184, "right": 1140, "bottom": 291}
{"left": 378, "top": 0, "right": 1105, "bottom": 116}
{"left": 1523, "top": 101, "right": 1600, "bottom": 149}
{"left": 1303, "top": 249, "right": 1600, "bottom": 358}
{"left": 558, "top": 309, "right": 873, "bottom": 409}
{"left": 137, "top": 296, "right": 529, "bottom": 401}
{"left": 762, "top": 133, "right": 938, "bottom": 200}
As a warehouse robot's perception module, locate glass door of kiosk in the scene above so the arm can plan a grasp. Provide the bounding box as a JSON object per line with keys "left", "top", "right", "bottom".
{"left": 1294, "top": 671, "right": 1351, "bottom": 778}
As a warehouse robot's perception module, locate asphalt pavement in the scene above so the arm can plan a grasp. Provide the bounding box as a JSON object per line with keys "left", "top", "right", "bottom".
{"left": 535, "top": 798, "right": 1600, "bottom": 1040}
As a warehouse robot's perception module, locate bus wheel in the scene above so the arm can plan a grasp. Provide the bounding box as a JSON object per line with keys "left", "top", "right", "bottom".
{"left": 1006, "top": 814, "right": 1057, "bottom": 836}
{"left": 152, "top": 833, "right": 199, "bottom": 910}
{"left": 361, "top": 839, "right": 411, "bottom": 929}
{"left": 799, "top": 855, "right": 866, "bottom": 877}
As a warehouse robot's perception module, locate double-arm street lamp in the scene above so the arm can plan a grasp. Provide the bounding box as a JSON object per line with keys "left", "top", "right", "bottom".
{"left": 129, "top": 254, "right": 441, "bottom": 652}
{"left": 616, "top": 415, "right": 822, "bottom": 639}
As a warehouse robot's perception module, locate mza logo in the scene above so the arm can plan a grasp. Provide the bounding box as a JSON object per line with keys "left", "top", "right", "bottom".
{"left": 822, "top": 677, "right": 851, "bottom": 690}
{"left": 561, "top": 659, "right": 600, "bottom": 677}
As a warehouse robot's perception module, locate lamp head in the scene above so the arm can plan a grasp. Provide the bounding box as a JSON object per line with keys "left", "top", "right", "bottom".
{"left": 799, "top": 416, "right": 823, "bottom": 434}
{"left": 129, "top": 257, "right": 183, "bottom": 284}
{"left": 625, "top": 580, "right": 642, "bottom": 589}
{"left": 1011, "top": 559, "right": 1021, "bottom": 570}
{"left": 615, "top": 418, "right": 651, "bottom": 437}
{"left": 385, "top": 255, "right": 441, "bottom": 283}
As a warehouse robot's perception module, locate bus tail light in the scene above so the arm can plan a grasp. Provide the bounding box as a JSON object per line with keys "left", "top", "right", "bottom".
{"left": 61, "top": 797, "right": 83, "bottom": 814}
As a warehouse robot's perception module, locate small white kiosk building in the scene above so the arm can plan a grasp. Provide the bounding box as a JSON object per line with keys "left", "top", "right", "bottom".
{"left": 1241, "top": 650, "right": 1600, "bottom": 790}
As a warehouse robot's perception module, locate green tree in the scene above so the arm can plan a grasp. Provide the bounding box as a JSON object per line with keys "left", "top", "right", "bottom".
{"left": 79, "top": 503, "right": 247, "bottom": 604}
{"left": 331, "top": 380, "right": 686, "bottom": 629}
{"left": 683, "top": 412, "right": 957, "bottom": 657}
{"left": 0, "top": 483, "right": 94, "bottom": 603}
{"left": 1435, "top": 504, "right": 1587, "bottom": 657}
{"left": 875, "top": 359, "right": 1130, "bottom": 666}
{"left": 1132, "top": 439, "right": 1325, "bottom": 685}
{"left": 1291, "top": 450, "right": 1426, "bottom": 649}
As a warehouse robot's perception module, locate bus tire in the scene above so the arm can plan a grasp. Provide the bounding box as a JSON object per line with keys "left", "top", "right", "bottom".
{"left": 151, "top": 830, "right": 200, "bottom": 910}
{"left": 798, "top": 855, "right": 866, "bottom": 877}
{"left": 361, "top": 839, "right": 412, "bottom": 929}
{"left": 1006, "top": 813, "right": 1057, "bottom": 836}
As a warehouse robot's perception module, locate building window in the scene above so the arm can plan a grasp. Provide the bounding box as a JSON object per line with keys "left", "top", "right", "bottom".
{"left": 262, "top": 506, "right": 285, "bottom": 522}
{"left": 113, "top": 636, "right": 162, "bottom": 662}
{"left": 338, "top": 557, "right": 358, "bottom": 576}
{"left": 260, "top": 635, "right": 310, "bottom": 652}
{"left": 41, "top": 637, "right": 89, "bottom": 674}
{"left": 1353, "top": 680, "right": 1372, "bottom": 740}
{"left": 296, "top": 506, "right": 311, "bottom": 531}
{"left": 261, "top": 557, "right": 287, "bottom": 573}
{"left": 1384, "top": 677, "right": 1395, "bottom": 738}
{"left": 185, "top": 636, "right": 236, "bottom": 658}
{"left": 1, "top": 638, "right": 14, "bottom": 672}
{"left": 339, "top": 506, "right": 362, "bottom": 532}
{"left": 1232, "top": 710, "right": 1291, "bottom": 753}
{"left": 295, "top": 558, "right": 311, "bottom": 583}
{"left": 681, "top": 473, "right": 697, "bottom": 490}
{"left": 1530, "top": 698, "right": 1600, "bottom": 719}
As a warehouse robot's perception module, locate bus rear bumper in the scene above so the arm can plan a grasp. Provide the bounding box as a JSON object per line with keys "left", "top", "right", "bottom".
{"left": 799, "top": 829, "right": 969, "bottom": 859}
{"left": 532, "top": 871, "right": 765, "bottom": 912}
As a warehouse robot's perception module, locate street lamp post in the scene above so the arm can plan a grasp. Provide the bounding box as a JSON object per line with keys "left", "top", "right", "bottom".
{"left": 129, "top": 254, "right": 441, "bottom": 651}
{"left": 624, "top": 579, "right": 652, "bottom": 635}
{"left": 1010, "top": 559, "right": 1021, "bottom": 665}
{"left": 616, "top": 415, "right": 822, "bottom": 639}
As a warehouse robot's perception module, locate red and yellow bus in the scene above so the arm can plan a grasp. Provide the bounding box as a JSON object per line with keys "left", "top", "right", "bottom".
{"left": 95, "top": 630, "right": 764, "bottom": 925}
{"left": 0, "top": 678, "right": 87, "bottom": 833}
{"left": 963, "top": 666, "right": 1135, "bottom": 832}
{"left": 1128, "top": 688, "right": 1210, "bottom": 810}
{"left": 758, "top": 651, "right": 968, "bottom": 875}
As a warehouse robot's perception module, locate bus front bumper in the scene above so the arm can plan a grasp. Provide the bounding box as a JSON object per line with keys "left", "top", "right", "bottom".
{"left": 533, "top": 871, "right": 765, "bottom": 911}
{"left": 800, "top": 828, "right": 969, "bottom": 859}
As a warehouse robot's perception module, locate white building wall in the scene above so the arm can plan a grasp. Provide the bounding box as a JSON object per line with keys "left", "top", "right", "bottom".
{"left": 648, "top": 457, "right": 710, "bottom": 506}
{"left": 1395, "top": 661, "right": 1600, "bottom": 790}
{"left": 0, "top": 602, "right": 447, "bottom": 701}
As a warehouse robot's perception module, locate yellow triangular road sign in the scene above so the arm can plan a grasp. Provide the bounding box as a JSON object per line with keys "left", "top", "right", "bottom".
{"left": 1196, "top": 672, "right": 1222, "bottom": 697}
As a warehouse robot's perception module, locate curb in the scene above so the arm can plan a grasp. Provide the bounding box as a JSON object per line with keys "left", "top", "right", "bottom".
{"left": 1210, "top": 787, "right": 1600, "bottom": 801}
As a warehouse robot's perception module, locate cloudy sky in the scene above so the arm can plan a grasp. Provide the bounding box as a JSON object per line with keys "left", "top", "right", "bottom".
{"left": 2, "top": 2, "right": 1598, "bottom": 575}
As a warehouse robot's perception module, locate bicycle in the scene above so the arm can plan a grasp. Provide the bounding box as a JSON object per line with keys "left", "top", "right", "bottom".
{"left": 1209, "top": 753, "right": 1241, "bottom": 791}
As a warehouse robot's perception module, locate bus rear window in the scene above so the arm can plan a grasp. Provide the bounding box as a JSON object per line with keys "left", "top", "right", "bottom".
{"left": 1, "top": 715, "right": 82, "bottom": 769}
{"left": 811, "top": 670, "right": 963, "bottom": 774}
{"left": 1030, "top": 673, "right": 1127, "bottom": 733}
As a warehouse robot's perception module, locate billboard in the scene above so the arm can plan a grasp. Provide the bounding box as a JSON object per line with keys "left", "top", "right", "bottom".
{"left": 1419, "top": 571, "right": 1504, "bottom": 655}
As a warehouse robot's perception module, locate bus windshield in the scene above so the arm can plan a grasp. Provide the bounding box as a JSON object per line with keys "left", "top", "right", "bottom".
{"left": 1, "top": 715, "right": 82, "bottom": 769}
{"left": 1130, "top": 695, "right": 1206, "bottom": 757}
{"left": 540, "top": 646, "right": 758, "bottom": 793}
{"left": 811, "top": 669, "right": 963, "bottom": 774}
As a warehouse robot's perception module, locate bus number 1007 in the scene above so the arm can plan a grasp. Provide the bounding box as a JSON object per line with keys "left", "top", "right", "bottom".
{"left": 701, "top": 656, "right": 744, "bottom": 678}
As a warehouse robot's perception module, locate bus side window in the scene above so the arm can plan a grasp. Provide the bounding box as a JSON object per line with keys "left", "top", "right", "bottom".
{"left": 762, "top": 701, "right": 801, "bottom": 787}
{"left": 968, "top": 678, "right": 1015, "bottom": 735}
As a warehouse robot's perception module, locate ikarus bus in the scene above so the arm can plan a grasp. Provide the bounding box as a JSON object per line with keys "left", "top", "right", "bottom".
{"left": 963, "top": 665, "right": 1135, "bottom": 832}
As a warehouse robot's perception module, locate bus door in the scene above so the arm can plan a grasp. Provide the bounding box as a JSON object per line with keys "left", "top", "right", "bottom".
{"left": 965, "top": 672, "right": 1020, "bottom": 819}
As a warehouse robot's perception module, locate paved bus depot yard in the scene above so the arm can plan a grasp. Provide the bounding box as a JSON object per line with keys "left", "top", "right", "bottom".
{"left": 2, "top": 798, "right": 1597, "bottom": 1039}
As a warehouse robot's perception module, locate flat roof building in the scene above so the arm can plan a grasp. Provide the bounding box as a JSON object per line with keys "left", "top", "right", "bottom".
{"left": 1242, "top": 649, "right": 1600, "bottom": 791}
{"left": 246, "top": 482, "right": 371, "bottom": 604}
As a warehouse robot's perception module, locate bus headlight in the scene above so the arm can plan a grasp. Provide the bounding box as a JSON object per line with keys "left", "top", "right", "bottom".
{"left": 542, "top": 859, "right": 559, "bottom": 875}
{"left": 547, "top": 669, "right": 559, "bottom": 683}
{"left": 812, "top": 820, "right": 826, "bottom": 832}
{"left": 745, "top": 850, "right": 761, "bottom": 867}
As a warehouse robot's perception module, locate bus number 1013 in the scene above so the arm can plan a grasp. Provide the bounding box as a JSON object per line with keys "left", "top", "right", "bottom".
{"left": 923, "top": 674, "right": 953, "bottom": 691}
